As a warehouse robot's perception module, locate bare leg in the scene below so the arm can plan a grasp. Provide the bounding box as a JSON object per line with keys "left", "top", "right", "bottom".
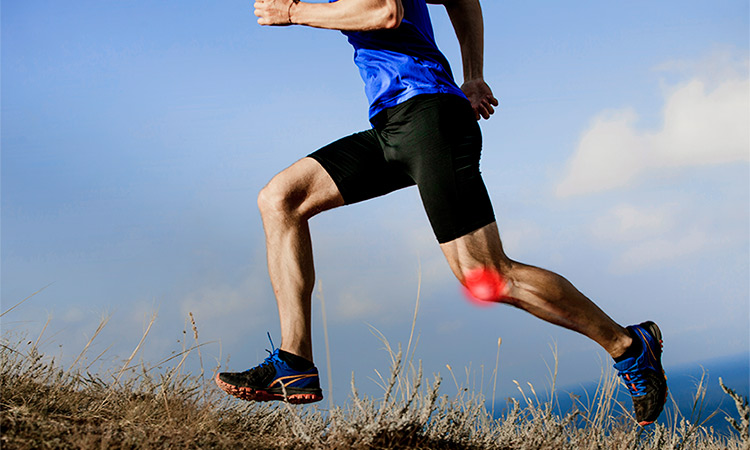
{"left": 440, "top": 222, "right": 632, "bottom": 358}
{"left": 257, "top": 157, "right": 344, "bottom": 362}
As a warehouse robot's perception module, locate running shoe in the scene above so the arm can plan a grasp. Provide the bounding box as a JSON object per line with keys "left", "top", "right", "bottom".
{"left": 614, "top": 321, "right": 668, "bottom": 425}
{"left": 216, "top": 339, "right": 323, "bottom": 404}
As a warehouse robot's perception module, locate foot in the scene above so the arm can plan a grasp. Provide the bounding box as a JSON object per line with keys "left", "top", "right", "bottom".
{"left": 614, "top": 321, "right": 668, "bottom": 425}
{"left": 216, "top": 347, "right": 323, "bottom": 404}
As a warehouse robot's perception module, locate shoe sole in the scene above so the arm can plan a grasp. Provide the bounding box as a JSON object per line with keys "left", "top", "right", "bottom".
{"left": 215, "top": 373, "right": 323, "bottom": 404}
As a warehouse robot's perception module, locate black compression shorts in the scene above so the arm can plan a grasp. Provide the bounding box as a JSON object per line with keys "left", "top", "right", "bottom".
{"left": 308, "top": 93, "right": 495, "bottom": 244}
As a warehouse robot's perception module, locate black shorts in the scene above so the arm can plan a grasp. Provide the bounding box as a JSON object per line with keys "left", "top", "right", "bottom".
{"left": 308, "top": 93, "right": 495, "bottom": 244}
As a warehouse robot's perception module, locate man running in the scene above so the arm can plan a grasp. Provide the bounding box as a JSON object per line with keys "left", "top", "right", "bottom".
{"left": 216, "top": 0, "right": 668, "bottom": 426}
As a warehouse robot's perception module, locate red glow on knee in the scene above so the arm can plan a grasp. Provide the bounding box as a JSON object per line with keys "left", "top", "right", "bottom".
{"left": 462, "top": 267, "right": 506, "bottom": 305}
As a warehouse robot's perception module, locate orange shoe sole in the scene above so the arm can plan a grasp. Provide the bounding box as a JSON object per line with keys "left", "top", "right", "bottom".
{"left": 215, "top": 373, "right": 323, "bottom": 404}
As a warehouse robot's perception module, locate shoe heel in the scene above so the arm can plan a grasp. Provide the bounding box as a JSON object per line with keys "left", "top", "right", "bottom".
{"left": 640, "top": 321, "right": 662, "bottom": 342}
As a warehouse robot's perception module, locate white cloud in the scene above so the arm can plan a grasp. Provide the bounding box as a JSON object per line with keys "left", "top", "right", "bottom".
{"left": 591, "top": 203, "right": 676, "bottom": 241}
{"left": 654, "top": 50, "right": 748, "bottom": 88}
{"left": 556, "top": 55, "right": 749, "bottom": 197}
{"left": 597, "top": 206, "right": 711, "bottom": 271}
{"left": 613, "top": 229, "right": 712, "bottom": 272}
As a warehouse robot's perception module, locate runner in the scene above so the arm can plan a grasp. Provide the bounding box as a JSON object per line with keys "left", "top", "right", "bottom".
{"left": 215, "top": 0, "right": 668, "bottom": 425}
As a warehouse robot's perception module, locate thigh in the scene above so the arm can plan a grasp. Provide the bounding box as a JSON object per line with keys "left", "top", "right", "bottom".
{"left": 307, "top": 129, "right": 416, "bottom": 205}
{"left": 380, "top": 95, "right": 496, "bottom": 244}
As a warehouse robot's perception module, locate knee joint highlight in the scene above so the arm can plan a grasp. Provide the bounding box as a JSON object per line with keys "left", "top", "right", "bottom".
{"left": 462, "top": 267, "right": 508, "bottom": 303}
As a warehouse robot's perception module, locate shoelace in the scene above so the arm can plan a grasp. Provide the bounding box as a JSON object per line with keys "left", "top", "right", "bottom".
{"left": 617, "top": 364, "right": 650, "bottom": 396}
{"left": 265, "top": 331, "right": 277, "bottom": 357}
{"left": 244, "top": 332, "right": 279, "bottom": 373}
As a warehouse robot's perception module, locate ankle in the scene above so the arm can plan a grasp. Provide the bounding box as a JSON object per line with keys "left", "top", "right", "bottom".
{"left": 609, "top": 329, "right": 634, "bottom": 360}
{"left": 612, "top": 328, "right": 642, "bottom": 362}
{"left": 278, "top": 349, "right": 314, "bottom": 371}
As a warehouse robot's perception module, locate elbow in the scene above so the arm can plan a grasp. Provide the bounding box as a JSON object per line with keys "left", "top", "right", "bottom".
{"left": 378, "top": 0, "right": 403, "bottom": 29}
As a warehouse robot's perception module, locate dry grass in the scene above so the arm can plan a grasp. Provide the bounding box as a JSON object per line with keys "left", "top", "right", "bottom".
{"left": 1, "top": 291, "right": 748, "bottom": 449}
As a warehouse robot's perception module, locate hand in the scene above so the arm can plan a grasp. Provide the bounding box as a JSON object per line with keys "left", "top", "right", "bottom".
{"left": 254, "top": 0, "right": 295, "bottom": 26}
{"left": 461, "top": 79, "right": 499, "bottom": 120}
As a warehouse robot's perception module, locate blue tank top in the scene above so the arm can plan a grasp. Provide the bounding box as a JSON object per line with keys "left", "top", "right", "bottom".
{"left": 340, "top": 0, "right": 466, "bottom": 120}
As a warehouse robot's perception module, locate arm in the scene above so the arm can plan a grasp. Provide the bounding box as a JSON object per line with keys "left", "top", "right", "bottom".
{"left": 428, "top": 0, "right": 498, "bottom": 120}
{"left": 254, "top": 0, "right": 403, "bottom": 31}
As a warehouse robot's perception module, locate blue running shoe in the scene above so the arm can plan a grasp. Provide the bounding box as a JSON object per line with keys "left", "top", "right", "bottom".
{"left": 614, "top": 321, "right": 668, "bottom": 425}
{"left": 216, "top": 338, "right": 323, "bottom": 404}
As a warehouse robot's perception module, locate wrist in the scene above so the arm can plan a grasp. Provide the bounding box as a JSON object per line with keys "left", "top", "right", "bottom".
{"left": 462, "top": 59, "right": 484, "bottom": 82}
{"left": 462, "top": 77, "right": 484, "bottom": 85}
{"left": 288, "top": 0, "right": 300, "bottom": 24}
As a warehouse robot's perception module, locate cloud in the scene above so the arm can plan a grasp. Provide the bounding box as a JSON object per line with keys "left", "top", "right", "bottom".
{"left": 613, "top": 229, "right": 712, "bottom": 272}
{"left": 556, "top": 55, "right": 749, "bottom": 197}
{"left": 591, "top": 204, "right": 719, "bottom": 272}
{"left": 591, "top": 203, "right": 676, "bottom": 241}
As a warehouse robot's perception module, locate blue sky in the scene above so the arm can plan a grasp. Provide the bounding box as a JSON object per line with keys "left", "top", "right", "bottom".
{"left": 2, "top": 0, "right": 748, "bottom": 405}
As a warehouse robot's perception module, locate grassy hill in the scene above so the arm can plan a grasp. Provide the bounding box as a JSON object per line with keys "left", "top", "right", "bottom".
{"left": 2, "top": 322, "right": 748, "bottom": 450}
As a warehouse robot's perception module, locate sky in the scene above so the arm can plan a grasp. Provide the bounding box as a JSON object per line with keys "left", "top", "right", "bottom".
{"left": 2, "top": 0, "right": 748, "bottom": 406}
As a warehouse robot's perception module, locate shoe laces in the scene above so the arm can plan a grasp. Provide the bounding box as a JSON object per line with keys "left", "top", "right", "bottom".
{"left": 245, "top": 332, "right": 279, "bottom": 373}
{"left": 617, "top": 364, "right": 649, "bottom": 396}
{"left": 266, "top": 331, "right": 277, "bottom": 354}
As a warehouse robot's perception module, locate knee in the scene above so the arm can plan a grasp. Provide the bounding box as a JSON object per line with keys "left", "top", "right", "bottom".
{"left": 257, "top": 177, "right": 302, "bottom": 221}
{"left": 461, "top": 266, "right": 510, "bottom": 303}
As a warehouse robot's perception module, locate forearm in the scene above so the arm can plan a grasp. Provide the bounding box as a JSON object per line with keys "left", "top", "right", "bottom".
{"left": 442, "top": 0, "right": 485, "bottom": 81}
{"left": 430, "top": 0, "right": 495, "bottom": 120}
{"left": 289, "top": 0, "right": 403, "bottom": 31}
